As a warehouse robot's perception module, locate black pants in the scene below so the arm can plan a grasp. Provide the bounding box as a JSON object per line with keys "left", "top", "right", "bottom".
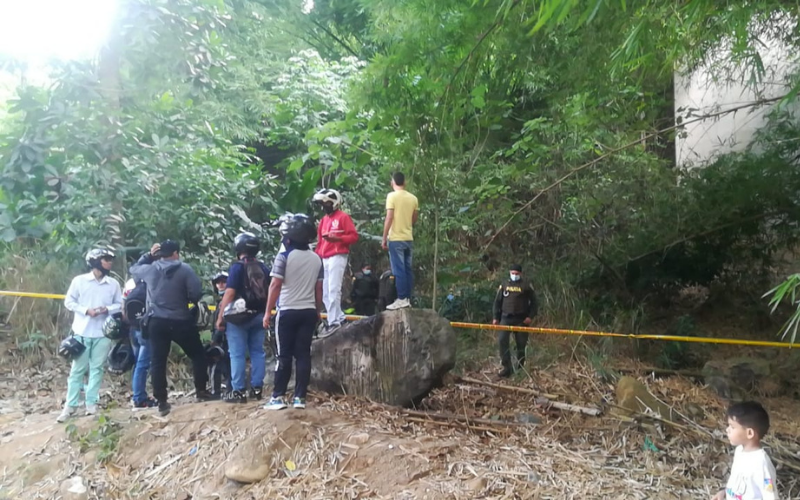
{"left": 354, "top": 299, "right": 376, "bottom": 316}
{"left": 272, "top": 309, "right": 317, "bottom": 399}
{"left": 149, "top": 317, "right": 208, "bottom": 402}
{"left": 211, "top": 354, "right": 230, "bottom": 395}
{"left": 498, "top": 315, "right": 529, "bottom": 371}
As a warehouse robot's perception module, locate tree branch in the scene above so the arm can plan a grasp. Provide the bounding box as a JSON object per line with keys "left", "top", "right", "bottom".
{"left": 482, "top": 93, "right": 789, "bottom": 251}
{"left": 310, "top": 19, "right": 360, "bottom": 58}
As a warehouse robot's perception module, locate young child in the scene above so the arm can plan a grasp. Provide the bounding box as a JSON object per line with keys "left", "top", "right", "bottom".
{"left": 209, "top": 272, "right": 230, "bottom": 396}
{"left": 713, "top": 401, "right": 778, "bottom": 500}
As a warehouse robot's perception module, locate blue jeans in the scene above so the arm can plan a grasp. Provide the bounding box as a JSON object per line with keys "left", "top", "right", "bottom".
{"left": 388, "top": 241, "right": 413, "bottom": 300}
{"left": 226, "top": 314, "right": 266, "bottom": 392}
{"left": 130, "top": 329, "right": 151, "bottom": 403}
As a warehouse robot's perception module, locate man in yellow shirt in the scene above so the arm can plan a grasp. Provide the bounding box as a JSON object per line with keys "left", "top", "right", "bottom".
{"left": 381, "top": 172, "right": 419, "bottom": 310}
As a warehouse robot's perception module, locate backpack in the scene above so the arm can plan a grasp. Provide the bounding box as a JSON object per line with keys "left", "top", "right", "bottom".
{"left": 124, "top": 279, "right": 147, "bottom": 328}
{"left": 238, "top": 257, "right": 270, "bottom": 310}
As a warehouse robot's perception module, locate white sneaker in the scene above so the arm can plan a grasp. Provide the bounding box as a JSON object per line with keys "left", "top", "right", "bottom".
{"left": 85, "top": 404, "right": 98, "bottom": 416}
{"left": 263, "top": 397, "right": 288, "bottom": 411}
{"left": 386, "top": 298, "right": 411, "bottom": 310}
{"left": 56, "top": 406, "right": 77, "bottom": 423}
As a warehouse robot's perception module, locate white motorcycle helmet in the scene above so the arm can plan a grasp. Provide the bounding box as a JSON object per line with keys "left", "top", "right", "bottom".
{"left": 312, "top": 188, "right": 342, "bottom": 209}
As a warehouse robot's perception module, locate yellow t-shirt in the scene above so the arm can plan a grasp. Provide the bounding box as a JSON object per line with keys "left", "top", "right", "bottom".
{"left": 386, "top": 190, "right": 419, "bottom": 241}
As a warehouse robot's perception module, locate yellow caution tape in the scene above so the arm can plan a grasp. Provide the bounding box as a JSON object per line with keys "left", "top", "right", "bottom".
{"left": 1, "top": 290, "right": 795, "bottom": 348}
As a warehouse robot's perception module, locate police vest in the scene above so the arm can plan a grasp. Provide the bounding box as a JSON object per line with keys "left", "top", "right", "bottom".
{"left": 499, "top": 280, "right": 531, "bottom": 316}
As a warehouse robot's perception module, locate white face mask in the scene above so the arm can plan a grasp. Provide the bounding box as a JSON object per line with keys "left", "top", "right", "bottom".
{"left": 510, "top": 273, "right": 521, "bottom": 282}
{"left": 363, "top": 270, "right": 371, "bottom": 276}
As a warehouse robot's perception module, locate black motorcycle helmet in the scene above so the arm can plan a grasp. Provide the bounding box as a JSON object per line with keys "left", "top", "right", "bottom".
{"left": 278, "top": 213, "right": 316, "bottom": 245}
{"left": 85, "top": 248, "right": 115, "bottom": 275}
{"left": 58, "top": 336, "right": 86, "bottom": 361}
{"left": 107, "top": 341, "right": 135, "bottom": 375}
{"left": 211, "top": 271, "right": 228, "bottom": 291}
{"left": 204, "top": 343, "right": 225, "bottom": 364}
{"left": 234, "top": 232, "right": 260, "bottom": 257}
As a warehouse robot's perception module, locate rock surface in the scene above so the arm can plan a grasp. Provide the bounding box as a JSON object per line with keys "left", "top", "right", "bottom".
{"left": 60, "top": 476, "right": 88, "bottom": 500}
{"left": 702, "top": 357, "right": 790, "bottom": 399}
{"left": 615, "top": 376, "right": 677, "bottom": 421}
{"left": 311, "top": 309, "right": 457, "bottom": 407}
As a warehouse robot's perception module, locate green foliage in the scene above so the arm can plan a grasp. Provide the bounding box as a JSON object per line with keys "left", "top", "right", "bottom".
{"left": 764, "top": 274, "right": 800, "bottom": 345}
{"left": 65, "top": 412, "right": 122, "bottom": 463}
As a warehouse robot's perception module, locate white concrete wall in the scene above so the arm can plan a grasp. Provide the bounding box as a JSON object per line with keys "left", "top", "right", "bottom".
{"left": 674, "top": 24, "right": 798, "bottom": 168}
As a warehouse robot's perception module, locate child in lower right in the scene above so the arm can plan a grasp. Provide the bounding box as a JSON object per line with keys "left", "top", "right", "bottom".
{"left": 713, "top": 401, "right": 778, "bottom": 500}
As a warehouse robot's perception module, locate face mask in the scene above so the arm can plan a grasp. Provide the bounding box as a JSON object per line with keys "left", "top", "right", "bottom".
{"left": 363, "top": 270, "right": 371, "bottom": 276}
{"left": 217, "top": 289, "right": 225, "bottom": 296}
{"left": 510, "top": 273, "right": 521, "bottom": 282}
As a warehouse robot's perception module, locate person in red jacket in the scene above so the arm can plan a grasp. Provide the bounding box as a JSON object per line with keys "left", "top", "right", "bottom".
{"left": 313, "top": 189, "right": 358, "bottom": 332}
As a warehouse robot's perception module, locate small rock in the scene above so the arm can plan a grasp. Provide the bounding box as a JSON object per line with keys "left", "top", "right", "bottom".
{"left": 348, "top": 432, "right": 370, "bottom": 445}
{"left": 224, "top": 459, "right": 270, "bottom": 484}
{"left": 526, "top": 471, "right": 540, "bottom": 483}
{"left": 465, "top": 476, "right": 486, "bottom": 492}
{"left": 515, "top": 413, "right": 542, "bottom": 425}
{"left": 60, "top": 476, "right": 88, "bottom": 500}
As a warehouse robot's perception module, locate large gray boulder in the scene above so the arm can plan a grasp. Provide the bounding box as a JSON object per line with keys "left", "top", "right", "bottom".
{"left": 310, "top": 309, "right": 456, "bottom": 407}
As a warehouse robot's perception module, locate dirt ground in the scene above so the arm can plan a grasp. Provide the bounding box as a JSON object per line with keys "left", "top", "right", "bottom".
{"left": 0, "top": 353, "right": 798, "bottom": 500}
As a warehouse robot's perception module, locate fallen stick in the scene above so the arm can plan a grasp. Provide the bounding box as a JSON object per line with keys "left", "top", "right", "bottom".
{"left": 612, "top": 366, "right": 704, "bottom": 378}
{"left": 455, "top": 376, "right": 561, "bottom": 400}
{"left": 534, "top": 398, "right": 601, "bottom": 416}
{"left": 405, "top": 417, "right": 506, "bottom": 434}
{"left": 402, "top": 409, "right": 535, "bottom": 427}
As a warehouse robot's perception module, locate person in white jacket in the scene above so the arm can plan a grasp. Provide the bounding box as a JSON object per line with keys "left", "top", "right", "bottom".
{"left": 57, "top": 248, "right": 122, "bottom": 423}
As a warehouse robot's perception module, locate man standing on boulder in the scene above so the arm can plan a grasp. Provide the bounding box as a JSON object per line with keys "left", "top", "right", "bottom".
{"left": 57, "top": 249, "right": 122, "bottom": 423}
{"left": 313, "top": 188, "right": 358, "bottom": 333}
{"left": 131, "top": 240, "right": 212, "bottom": 416}
{"left": 492, "top": 264, "right": 538, "bottom": 378}
{"left": 381, "top": 172, "right": 418, "bottom": 310}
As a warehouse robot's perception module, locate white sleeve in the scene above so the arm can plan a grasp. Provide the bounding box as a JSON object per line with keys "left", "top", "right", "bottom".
{"left": 761, "top": 454, "right": 778, "bottom": 500}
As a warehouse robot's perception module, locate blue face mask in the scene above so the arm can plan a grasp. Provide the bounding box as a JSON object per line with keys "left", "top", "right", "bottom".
{"left": 510, "top": 273, "right": 521, "bottom": 282}
{"left": 218, "top": 289, "right": 225, "bottom": 296}
{"left": 363, "top": 270, "right": 371, "bottom": 276}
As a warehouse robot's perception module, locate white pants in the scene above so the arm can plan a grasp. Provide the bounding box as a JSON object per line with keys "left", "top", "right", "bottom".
{"left": 322, "top": 254, "right": 348, "bottom": 326}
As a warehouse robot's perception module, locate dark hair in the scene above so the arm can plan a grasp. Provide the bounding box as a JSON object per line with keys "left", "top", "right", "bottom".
{"left": 392, "top": 172, "right": 405, "bottom": 186}
{"left": 727, "top": 401, "right": 770, "bottom": 438}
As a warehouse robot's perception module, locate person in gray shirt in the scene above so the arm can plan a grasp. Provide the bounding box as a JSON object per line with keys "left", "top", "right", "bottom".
{"left": 262, "top": 214, "right": 323, "bottom": 411}
{"left": 130, "top": 240, "right": 212, "bottom": 415}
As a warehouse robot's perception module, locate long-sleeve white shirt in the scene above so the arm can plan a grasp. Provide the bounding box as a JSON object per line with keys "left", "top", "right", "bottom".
{"left": 64, "top": 272, "right": 122, "bottom": 338}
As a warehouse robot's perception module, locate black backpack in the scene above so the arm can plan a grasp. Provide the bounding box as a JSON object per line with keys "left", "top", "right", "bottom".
{"left": 124, "top": 279, "right": 147, "bottom": 328}
{"left": 238, "top": 257, "right": 270, "bottom": 310}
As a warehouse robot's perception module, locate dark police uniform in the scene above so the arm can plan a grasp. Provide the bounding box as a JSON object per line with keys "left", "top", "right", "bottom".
{"left": 493, "top": 278, "right": 538, "bottom": 373}
{"left": 377, "top": 270, "right": 398, "bottom": 312}
{"left": 351, "top": 271, "right": 379, "bottom": 316}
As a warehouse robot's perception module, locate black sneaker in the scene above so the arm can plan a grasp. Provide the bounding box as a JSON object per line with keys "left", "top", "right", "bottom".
{"left": 249, "top": 387, "right": 263, "bottom": 401}
{"left": 196, "top": 390, "right": 218, "bottom": 402}
{"left": 158, "top": 401, "right": 171, "bottom": 416}
{"left": 132, "top": 397, "right": 158, "bottom": 409}
{"left": 224, "top": 390, "right": 247, "bottom": 404}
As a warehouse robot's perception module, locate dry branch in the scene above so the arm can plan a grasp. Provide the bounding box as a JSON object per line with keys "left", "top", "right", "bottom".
{"left": 402, "top": 409, "right": 534, "bottom": 427}
{"left": 455, "top": 376, "right": 561, "bottom": 400}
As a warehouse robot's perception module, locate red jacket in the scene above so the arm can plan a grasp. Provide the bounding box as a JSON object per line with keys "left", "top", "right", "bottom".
{"left": 316, "top": 210, "right": 358, "bottom": 258}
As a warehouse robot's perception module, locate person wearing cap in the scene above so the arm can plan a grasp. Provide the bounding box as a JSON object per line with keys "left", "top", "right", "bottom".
{"left": 130, "top": 240, "right": 212, "bottom": 415}
{"left": 492, "top": 264, "right": 538, "bottom": 378}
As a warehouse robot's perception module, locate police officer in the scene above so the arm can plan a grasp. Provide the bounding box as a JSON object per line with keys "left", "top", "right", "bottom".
{"left": 492, "top": 264, "right": 538, "bottom": 378}
{"left": 351, "top": 264, "right": 379, "bottom": 316}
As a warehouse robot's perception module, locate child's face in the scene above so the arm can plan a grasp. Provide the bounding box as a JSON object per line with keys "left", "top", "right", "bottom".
{"left": 726, "top": 417, "right": 756, "bottom": 446}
